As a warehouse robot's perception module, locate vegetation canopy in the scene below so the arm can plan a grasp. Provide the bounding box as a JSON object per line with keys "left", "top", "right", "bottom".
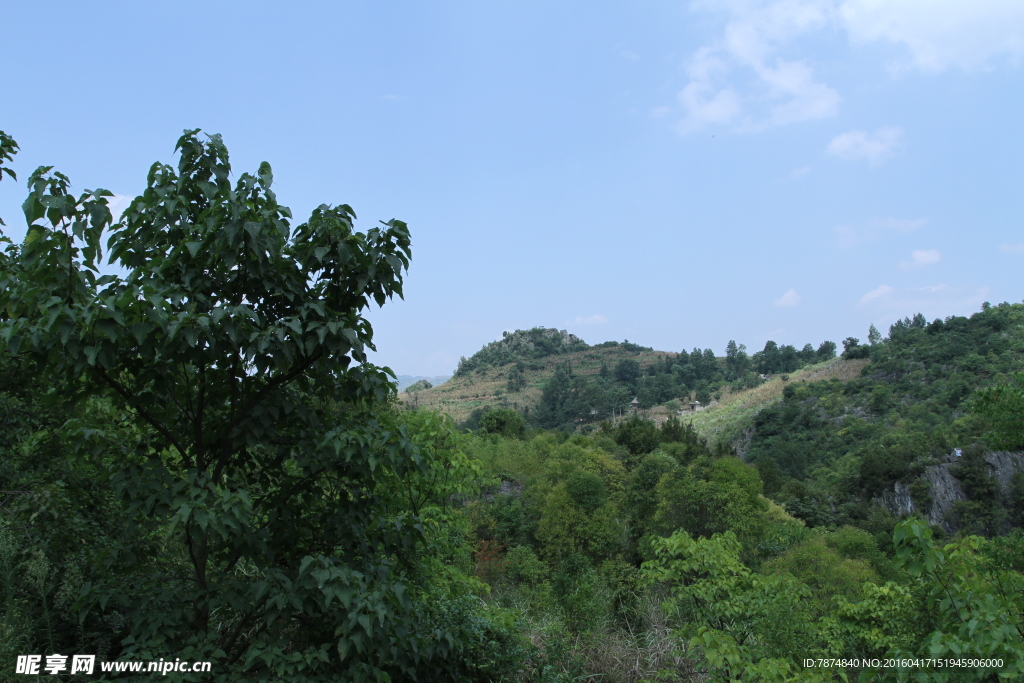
{"left": 0, "top": 130, "right": 510, "bottom": 681}
{"left": 2, "top": 127, "right": 1024, "bottom": 682}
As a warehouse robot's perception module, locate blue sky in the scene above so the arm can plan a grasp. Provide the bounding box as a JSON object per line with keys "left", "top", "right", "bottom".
{"left": 3, "top": 1, "right": 1023, "bottom": 376}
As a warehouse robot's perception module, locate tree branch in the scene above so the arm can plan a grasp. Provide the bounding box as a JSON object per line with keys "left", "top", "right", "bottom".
{"left": 93, "top": 365, "right": 192, "bottom": 468}
{"left": 212, "top": 351, "right": 323, "bottom": 480}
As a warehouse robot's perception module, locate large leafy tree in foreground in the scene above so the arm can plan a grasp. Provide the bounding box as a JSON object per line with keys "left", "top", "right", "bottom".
{"left": 0, "top": 131, "right": 483, "bottom": 680}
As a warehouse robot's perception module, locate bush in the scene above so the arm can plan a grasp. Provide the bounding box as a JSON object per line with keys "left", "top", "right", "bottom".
{"left": 480, "top": 408, "right": 527, "bottom": 439}
{"left": 614, "top": 416, "right": 661, "bottom": 458}
{"left": 763, "top": 536, "right": 879, "bottom": 605}
{"left": 565, "top": 471, "right": 607, "bottom": 513}
{"left": 553, "top": 555, "right": 610, "bottom": 634}
{"left": 504, "top": 546, "right": 547, "bottom": 586}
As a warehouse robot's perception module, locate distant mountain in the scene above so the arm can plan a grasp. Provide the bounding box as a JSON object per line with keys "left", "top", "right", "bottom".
{"left": 394, "top": 374, "right": 451, "bottom": 392}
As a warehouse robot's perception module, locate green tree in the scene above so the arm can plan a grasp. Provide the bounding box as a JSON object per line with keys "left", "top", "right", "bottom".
{"left": 653, "top": 458, "right": 768, "bottom": 549}
{"left": 642, "top": 530, "right": 838, "bottom": 682}
{"left": 614, "top": 415, "right": 661, "bottom": 457}
{"left": 565, "top": 470, "right": 607, "bottom": 513}
{"left": 659, "top": 415, "right": 691, "bottom": 443}
{"left": 0, "top": 130, "right": 486, "bottom": 680}
{"left": 730, "top": 341, "right": 753, "bottom": 379}
{"left": 842, "top": 336, "right": 869, "bottom": 359}
{"left": 970, "top": 371, "right": 1024, "bottom": 450}
{"left": 779, "top": 344, "right": 800, "bottom": 373}
{"left": 867, "top": 324, "right": 882, "bottom": 345}
{"left": 614, "top": 358, "right": 640, "bottom": 387}
{"left": 535, "top": 363, "right": 575, "bottom": 428}
{"left": 724, "top": 340, "right": 740, "bottom": 379}
{"left": 479, "top": 407, "right": 526, "bottom": 439}
{"left": 506, "top": 360, "right": 526, "bottom": 392}
{"left": 0, "top": 130, "right": 18, "bottom": 226}
{"left": 816, "top": 340, "right": 837, "bottom": 360}
{"left": 763, "top": 536, "right": 878, "bottom": 606}
{"left": 755, "top": 341, "right": 781, "bottom": 375}
{"left": 626, "top": 452, "right": 679, "bottom": 543}
{"left": 890, "top": 519, "right": 1024, "bottom": 679}
{"left": 537, "top": 484, "right": 622, "bottom": 563}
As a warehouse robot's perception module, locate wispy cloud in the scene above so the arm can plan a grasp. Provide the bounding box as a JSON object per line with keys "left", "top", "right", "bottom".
{"left": 665, "top": 2, "right": 1024, "bottom": 136}
{"left": 841, "top": 0, "right": 1024, "bottom": 72}
{"left": 672, "top": 1, "right": 839, "bottom": 134}
{"left": 827, "top": 127, "right": 903, "bottom": 163}
{"left": 788, "top": 165, "right": 812, "bottom": 179}
{"left": 899, "top": 248, "right": 941, "bottom": 270}
{"left": 835, "top": 216, "right": 927, "bottom": 248}
{"left": 566, "top": 314, "right": 609, "bottom": 326}
{"left": 999, "top": 243, "right": 1024, "bottom": 253}
{"left": 774, "top": 288, "right": 801, "bottom": 307}
{"left": 859, "top": 284, "right": 893, "bottom": 305}
{"left": 676, "top": 82, "right": 742, "bottom": 132}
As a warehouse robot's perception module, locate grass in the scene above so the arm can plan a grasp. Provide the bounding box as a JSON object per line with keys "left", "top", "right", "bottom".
{"left": 681, "top": 358, "right": 871, "bottom": 447}
{"left": 489, "top": 587, "right": 702, "bottom": 682}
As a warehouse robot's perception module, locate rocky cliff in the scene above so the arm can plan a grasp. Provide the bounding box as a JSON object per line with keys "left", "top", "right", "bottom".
{"left": 877, "top": 450, "right": 1024, "bottom": 533}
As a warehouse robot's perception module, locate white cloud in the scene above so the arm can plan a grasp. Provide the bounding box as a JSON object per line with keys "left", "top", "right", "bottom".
{"left": 774, "top": 288, "right": 801, "bottom": 307}
{"left": 758, "top": 59, "right": 841, "bottom": 126}
{"left": 841, "top": 0, "right": 1024, "bottom": 72}
{"left": 566, "top": 314, "right": 609, "bottom": 326}
{"left": 859, "top": 284, "right": 893, "bottom": 304}
{"left": 676, "top": 83, "right": 742, "bottom": 132}
{"left": 827, "top": 127, "right": 903, "bottom": 163}
{"left": 899, "top": 248, "right": 941, "bottom": 270}
{"left": 835, "top": 215, "right": 926, "bottom": 247}
{"left": 999, "top": 243, "right": 1024, "bottom": 253}
{"left": 668, "top": 1, "right": 1024, "bottom": 136}
{"left": 674, "top": 0, "right": 839, "bottom": 133}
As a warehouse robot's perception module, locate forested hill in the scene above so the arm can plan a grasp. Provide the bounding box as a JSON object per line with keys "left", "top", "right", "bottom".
{"left": 453, "top": 327, "right": 591, "bottom": 376}
{"left": 402, "top": 326, "right": 839, "bottom": 427}
{"left": 402, "top": 328, "right": 666, "bottom": 424}
{"left": 406, "top": 306, "right": 1024, "bottom": 536}
{"left": 743, "top": 302, "right": 1024, "bottom": 537}
{"left": 448, "top": 304, "right": 1024, "bottom": 679}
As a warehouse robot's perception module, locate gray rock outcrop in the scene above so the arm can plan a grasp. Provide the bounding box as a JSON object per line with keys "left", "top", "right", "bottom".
{"left": 876, "top": 450, "right": 1023, "bottom": 534}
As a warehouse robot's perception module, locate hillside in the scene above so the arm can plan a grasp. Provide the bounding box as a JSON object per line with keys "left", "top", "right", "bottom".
{"left": 683, "top": 356, "right": 870, "bottom": 445}
{"left": 399, "top": 326, "right": 841, "bottom": 430}
{"left": 403, "top": 305, "right": 1024, "bottom": 538}
{"left": 400, "top": 329, "right": 672, "bottom": 423}
{"left": 449, "top": 305, "right": 1024, "bottom": 680}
